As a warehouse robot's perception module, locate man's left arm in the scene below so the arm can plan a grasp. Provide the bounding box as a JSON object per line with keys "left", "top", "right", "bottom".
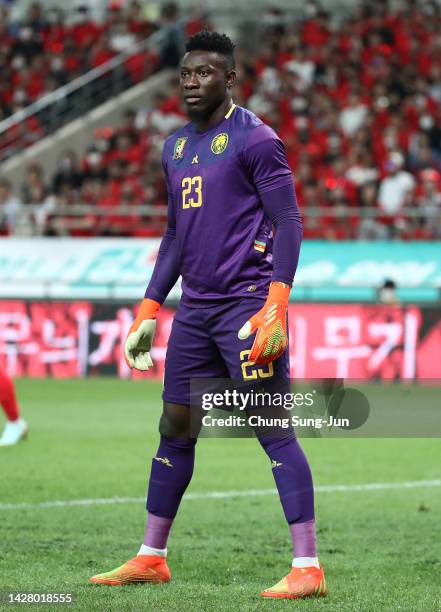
{"left": 238, "top": 129, "right": 303, "bottom": 365}
{"left": 260, "top": 182, "right": 303, "bottom": 285}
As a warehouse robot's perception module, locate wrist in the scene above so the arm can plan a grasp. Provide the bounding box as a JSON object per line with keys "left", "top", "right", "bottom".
{"left": 138, "top": 298, "right": 161, "bottom": 319}
{"left": 267, "top": 281, "right": 291, "bottom": 305}
{"left": 128, "top": 299, "right": 160, "bottom": 335}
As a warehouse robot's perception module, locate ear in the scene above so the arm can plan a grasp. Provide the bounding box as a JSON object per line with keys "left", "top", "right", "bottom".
{"left": 226, "top": 70, "right": 236, "bottom": 89}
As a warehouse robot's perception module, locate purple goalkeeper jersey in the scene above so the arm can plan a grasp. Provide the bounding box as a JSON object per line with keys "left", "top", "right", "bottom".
{"left": 162, "top": 104, "right": 294, "bottom": 304}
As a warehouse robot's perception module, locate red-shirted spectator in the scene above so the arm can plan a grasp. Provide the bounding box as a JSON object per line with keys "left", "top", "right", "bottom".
{"left": 90, "top": 33, "right": 115, "bottom": 69}
{"left": 301, "top": 10, "right": 331, "bottom": 47}
{"left": 69, "top": 6, "right": 102, "bottom": 49}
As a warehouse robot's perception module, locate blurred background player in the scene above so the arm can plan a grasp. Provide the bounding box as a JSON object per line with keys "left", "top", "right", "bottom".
{"left": 378, "top": 278, "right": 400, "bottom": 305}
{"left": 0, "top": 368, "right": 27, "bottom": 446}
{"left": 90, "top": 31, "right": 326, "bottom": 600}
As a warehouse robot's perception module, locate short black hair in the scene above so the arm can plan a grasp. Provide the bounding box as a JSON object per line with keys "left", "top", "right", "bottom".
{"left": 383, "top": 279, "right": 397, "bottom": 289}
{"left": 185, "top": 30, "right": 235, "bottom": 69}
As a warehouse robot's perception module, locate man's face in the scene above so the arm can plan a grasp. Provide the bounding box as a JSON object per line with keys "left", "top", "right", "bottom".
{"left": 180, "top": 50, "right": 235, "bottom": 119}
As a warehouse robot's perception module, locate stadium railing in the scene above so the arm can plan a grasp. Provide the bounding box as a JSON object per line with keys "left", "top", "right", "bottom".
{"left": 7, "top": 204, "right": 437, "bottom": 238}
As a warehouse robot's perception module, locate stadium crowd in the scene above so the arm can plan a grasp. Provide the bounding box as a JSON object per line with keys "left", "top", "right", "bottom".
{"left": 0, "top": 0, "right": 208, "bottom": 156}
{"left": 0, "top": 1, "right": 156, "bottom": 122}
{"left": 0, "top": 0, "right": 210, "bottom": 116}
{"left": 0, "top": 0, "right": 440, "bottom": 239}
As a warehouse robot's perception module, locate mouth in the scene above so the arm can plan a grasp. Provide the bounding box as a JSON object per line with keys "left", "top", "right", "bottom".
{"left": 184, "top": 96, "right": 202, "bottom": 105}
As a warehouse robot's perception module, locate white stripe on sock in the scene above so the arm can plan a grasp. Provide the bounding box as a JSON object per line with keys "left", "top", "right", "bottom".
{"left": 138, "top": 544, "right": 167, "bottom": 557}
{"left": 292, "top": 556, "right": 319, "bottom": 569}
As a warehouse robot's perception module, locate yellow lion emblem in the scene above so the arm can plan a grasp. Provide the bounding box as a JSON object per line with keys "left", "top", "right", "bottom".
{"left": 211, "top": 133, "right": 229, "bottom": 155}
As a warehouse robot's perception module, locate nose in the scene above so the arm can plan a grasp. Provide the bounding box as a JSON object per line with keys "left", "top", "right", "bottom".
{"left": 185, "top": 72, "right": 199, "bottom": 89}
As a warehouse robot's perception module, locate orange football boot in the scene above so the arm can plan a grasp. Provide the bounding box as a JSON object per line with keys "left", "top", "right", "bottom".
{"left": 90, "top": 555, "right": 170, "bottom": 586}
{"left": 261, "top": 564, "right": 327, "bottom": 599}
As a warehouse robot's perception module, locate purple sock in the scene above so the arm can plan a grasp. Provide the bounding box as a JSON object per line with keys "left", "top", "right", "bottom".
{"left": 146, "top": 435, "right": 196, "bottom": 519}
{"left": 258, "top": 435, "right": 315, "bottom": 524}
{"left": 143, "top": 513, "right": 174, "bottom": 549}
{"left": 289, "top": 519, "right": 317, "bottom": 558}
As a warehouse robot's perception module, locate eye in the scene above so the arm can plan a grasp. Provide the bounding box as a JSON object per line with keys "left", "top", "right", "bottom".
{"left": 199, "top": 70, "right": 208, "bottom": 77}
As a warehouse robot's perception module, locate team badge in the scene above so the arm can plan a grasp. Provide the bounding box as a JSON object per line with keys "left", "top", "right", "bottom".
{"left": 173, "top": 137, "right": 188, "bottom": 159}
{"left": 211, "top": 132, "right": 228, "bottom": 155}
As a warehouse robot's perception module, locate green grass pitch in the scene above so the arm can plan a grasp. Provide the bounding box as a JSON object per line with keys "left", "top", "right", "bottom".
{"left": 0, "top": 379, "right": 440, "bottom": 612}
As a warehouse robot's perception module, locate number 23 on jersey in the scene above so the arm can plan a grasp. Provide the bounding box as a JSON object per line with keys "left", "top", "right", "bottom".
{"left": 182, "top": 176, "right": 203, "bottom": 209}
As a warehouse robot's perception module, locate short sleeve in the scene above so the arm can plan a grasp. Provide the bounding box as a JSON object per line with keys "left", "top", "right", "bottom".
{"left": 241, "top": 124, "right": 293, "bottom": 194}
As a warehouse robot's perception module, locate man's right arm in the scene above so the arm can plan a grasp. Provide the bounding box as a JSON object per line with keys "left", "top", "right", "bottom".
{"left": 144, "top": 182, "right": 181, "bottom": 304}
{"left": 124, "top": 166, "right": 180, "bottom": 370}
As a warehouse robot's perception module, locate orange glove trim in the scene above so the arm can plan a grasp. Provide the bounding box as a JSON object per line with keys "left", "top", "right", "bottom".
{"left": 267, "top": 281, "right": 291, "bottom": 305}
{"left": 129, "top": 298, "right": 160, "bottom": 334}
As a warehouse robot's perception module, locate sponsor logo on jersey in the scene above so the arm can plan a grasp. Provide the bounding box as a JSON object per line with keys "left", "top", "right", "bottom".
{"left": 173, "top": 137, "right": 188, "bottom": 159}
{"left": 191, "top": 154, "right": 199, "bottom": 164}
{"left": 211, "top": 132, "right": 229, "bottom": 154}
{"left": 271, "top": 460, "right": 283, "bottom": 468}
{"left": 154, "top": 456, "right": 173, "bottom": 468}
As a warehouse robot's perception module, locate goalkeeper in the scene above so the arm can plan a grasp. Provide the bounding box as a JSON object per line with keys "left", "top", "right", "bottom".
{"left": 91, "top": 30, "right": 326, "bottom": 599}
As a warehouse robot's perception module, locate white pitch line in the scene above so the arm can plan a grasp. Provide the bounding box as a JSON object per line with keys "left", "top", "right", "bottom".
{"left": 0, "top": 479, "right": 440, "bottom": 511}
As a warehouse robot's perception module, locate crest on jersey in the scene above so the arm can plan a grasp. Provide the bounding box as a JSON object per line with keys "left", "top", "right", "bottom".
{"left": 173, "top": 137, "right": 188, "bottom": 159}
{"left": 211, "top": 132, "right": 228, "bottom": 155}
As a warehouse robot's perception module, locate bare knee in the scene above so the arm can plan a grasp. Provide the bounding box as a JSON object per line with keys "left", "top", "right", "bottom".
{"left": 159, "top": 402, "right": 196, "bottom": 438}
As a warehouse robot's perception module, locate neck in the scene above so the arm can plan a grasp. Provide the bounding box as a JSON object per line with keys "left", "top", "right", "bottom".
{"left": 192, "top": 97, "right": 233, "bottom": 132}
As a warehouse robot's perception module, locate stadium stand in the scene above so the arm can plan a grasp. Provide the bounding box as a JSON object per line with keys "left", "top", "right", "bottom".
{"left": 0, "top": 1, "right": 158, "bottom": 117}
{"left": 0, "top": 0, "right": 440, "bottom": 239}
{"left": 0, "top": 0, "right": 210, "bottom": 160}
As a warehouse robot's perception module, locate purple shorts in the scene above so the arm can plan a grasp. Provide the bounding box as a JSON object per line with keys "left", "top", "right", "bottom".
{"left": 163, "top": 298, "right": 289, "bottom": 405}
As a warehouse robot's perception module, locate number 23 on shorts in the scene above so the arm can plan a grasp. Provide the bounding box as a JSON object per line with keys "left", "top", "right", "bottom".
{"left": 241, "top": 349, "right": 274, "bottom": 380}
